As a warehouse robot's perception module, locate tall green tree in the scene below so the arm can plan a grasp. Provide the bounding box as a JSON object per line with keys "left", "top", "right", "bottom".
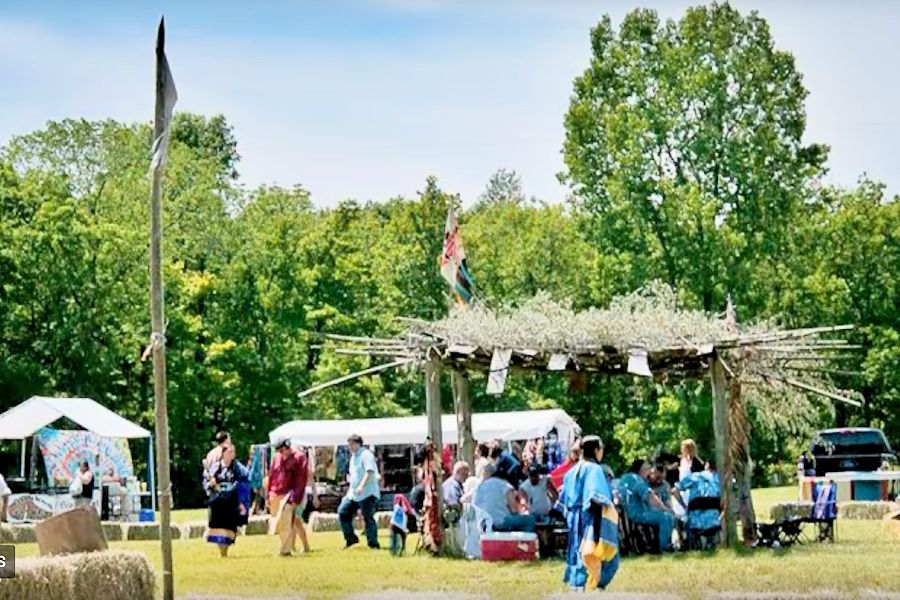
{"left": 562, "top": 3, "right": 828, "bottom": 311}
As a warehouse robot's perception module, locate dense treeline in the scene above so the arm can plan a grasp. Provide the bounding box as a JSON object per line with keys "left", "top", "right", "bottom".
{"left": 0, "top": 4, "right": 898, "bottom": 506}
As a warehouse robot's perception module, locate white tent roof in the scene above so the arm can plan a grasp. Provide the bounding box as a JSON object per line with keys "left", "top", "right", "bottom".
{"left": 0, "top": 396, "right": 151, "bottom": 439}
{"left": 269, "top": 408, "right": 580, "bottom": 447}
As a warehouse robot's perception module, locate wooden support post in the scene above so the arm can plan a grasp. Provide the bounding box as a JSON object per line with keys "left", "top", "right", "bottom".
{"left": 710, "top": 357, "right": 736, "bottom": 547}
{"left": 424, "top": 358, "right": 443, "bottom": 551}
{"left": 425, "top": 359, "right": 443, "bottom": 461}
{"left": 452, "top": 370, "right": 474, "bottom": 466}
{"left": 729, "top": 372, "right": 757, "bottom": 544}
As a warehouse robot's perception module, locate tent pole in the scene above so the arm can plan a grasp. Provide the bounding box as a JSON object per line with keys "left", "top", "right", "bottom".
{"left": 149, "top": 436, "right": 157, "bottom": 514}
{"left": 20, "top": 439, "right": 26, "bottom": 478}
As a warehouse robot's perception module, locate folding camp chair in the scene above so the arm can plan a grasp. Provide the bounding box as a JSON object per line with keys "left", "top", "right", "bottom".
{"left": 804, "top": 481, "right": 837, "bottom": 543}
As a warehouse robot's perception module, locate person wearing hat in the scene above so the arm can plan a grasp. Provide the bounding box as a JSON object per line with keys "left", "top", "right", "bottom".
{"left": 337, "top": 434, "right": 381, "bottom": 549}
{"left": 519, "top": 463, "right": 558, "bottom": 521}
{"left": 267, "top": 438, "right": 310, "bottom": 556}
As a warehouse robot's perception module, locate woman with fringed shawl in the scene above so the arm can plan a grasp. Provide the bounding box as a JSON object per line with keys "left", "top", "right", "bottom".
{"left": 204, "top": 443, "right": 250, "bottom": 557}
{"left": 560, "top": 435, "right": 619, "bottom": 591}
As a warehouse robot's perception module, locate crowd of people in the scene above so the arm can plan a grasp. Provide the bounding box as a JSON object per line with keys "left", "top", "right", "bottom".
{"left": 197, "top": 429, "right": 722, "bottom": 592}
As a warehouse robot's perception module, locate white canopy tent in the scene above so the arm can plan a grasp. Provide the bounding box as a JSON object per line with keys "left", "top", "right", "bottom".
{"left": 269, "top": 408, "right": 580, "bottom": 448}
{"left": 0, "top": 396, "right": 155, "bottom": 511}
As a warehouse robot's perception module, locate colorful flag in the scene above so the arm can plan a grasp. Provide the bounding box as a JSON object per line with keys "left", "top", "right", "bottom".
{"left": 439, "top": 208, "right": 476, "bottom": 305}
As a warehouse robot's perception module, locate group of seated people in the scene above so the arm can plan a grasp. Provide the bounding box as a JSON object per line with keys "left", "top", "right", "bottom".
{"left": 440, "top": 441, "right": 562, "bottom": 535}
{"left": 616, "top": 439, "right": 723, "bottom": 553}
{"left": 436, "top": 436, "right": 722, "bottom": 556}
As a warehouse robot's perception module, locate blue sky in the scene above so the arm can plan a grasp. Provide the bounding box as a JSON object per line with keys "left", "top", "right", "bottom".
{"left": 2, "top": 1, "right": 899, "bottom": 206}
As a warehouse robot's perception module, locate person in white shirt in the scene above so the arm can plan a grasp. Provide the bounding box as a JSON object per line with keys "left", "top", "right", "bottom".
{"left": 519, "top": 464, "right": 558, "bottom": 521}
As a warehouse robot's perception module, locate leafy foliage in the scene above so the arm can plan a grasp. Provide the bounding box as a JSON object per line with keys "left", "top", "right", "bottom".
{"left": 1, "top": 3, "right": 898, "bottom": 503}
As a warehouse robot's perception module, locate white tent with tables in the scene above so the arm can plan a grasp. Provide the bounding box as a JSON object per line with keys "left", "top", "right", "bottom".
{"left": 0, "top": 396, "right": 155, "bottom": 519}
{"left": 269, "top": 408, "right": 580, "bottom": 447}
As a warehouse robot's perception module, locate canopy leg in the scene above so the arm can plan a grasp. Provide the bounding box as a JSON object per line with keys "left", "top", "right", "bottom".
{"left": 148, "top": 436, "right": 157, "bottom": 514}
{"left": 20, "top": 439, "right": 26, "bottom": 478}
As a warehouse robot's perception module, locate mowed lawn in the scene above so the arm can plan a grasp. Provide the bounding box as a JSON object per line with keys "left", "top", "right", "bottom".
{"left": 13, "top": 487, "right": 900, "bottom": 600}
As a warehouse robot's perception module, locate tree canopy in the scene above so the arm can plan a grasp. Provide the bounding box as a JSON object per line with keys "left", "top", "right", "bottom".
{"left": 1, "top": 3, "right": 898, "bottom": 504}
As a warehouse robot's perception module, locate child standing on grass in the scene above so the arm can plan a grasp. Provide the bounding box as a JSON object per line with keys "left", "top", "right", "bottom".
{"left": 390, "top": 494, "right": 414, "bottom": 556}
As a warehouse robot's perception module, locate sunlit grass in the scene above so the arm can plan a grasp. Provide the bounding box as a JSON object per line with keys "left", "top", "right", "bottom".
{"left": 12, "top": 486, "right": 900, "bottom": 600}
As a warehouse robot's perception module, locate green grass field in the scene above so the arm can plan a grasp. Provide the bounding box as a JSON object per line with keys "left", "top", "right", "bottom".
{"left": 12, "top": 487, "right": 900, "bottom": 600}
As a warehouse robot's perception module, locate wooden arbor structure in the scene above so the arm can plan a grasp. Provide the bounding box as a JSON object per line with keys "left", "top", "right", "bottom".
{"left": 310, "top": 290, "right": 860, "bottom": 548}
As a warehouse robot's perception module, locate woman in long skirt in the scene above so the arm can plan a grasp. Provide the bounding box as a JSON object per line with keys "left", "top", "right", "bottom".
{"left": 205, "top": 443, "right": 249, "bottom": 557}
{"left": 560, "top": 435, "right": 619, "bottom": 591}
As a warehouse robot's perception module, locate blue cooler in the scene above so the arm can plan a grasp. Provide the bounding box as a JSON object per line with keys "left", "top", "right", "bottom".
{"left": 139, "top": 509, "right": 155, "bottom": 522}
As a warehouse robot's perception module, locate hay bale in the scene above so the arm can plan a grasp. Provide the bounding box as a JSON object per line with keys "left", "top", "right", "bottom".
{"left": 179, "top": 522, "right": 207, "bottom": 540}
{"left": 0, "top": 550, "right": 154, "bottom": 600}
{"left": 124, "top": 523, "right": 180, "bottom": 541}
{"left": 245, "top": 516, "right": 269, "bottom": 536}
{"left": 770, "top": 502, "right": 812, "bottom": 522}
{"left": 840, "top": 501, "right": 899, "bottom": 520}
{"left": 310, "top": 512, "right": 341, "bottom": 533}
{"left": 7, "top": 523, "right": 38, "bottom": 544}
{"left": 101, "top": 522, "right": 124, "bottom": 542}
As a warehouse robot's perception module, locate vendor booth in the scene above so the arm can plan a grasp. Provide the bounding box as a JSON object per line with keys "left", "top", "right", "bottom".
{"left": 268, "top": 408, "right": 580, "bottom": 510}
{"left": 0, "top": 396, "right": 155, "bottom": 523}
{"left": 269, "top": 408, "right": 580, "bottom": 448}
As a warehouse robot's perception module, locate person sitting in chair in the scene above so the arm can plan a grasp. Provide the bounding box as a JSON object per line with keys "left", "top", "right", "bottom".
{"left": 618, "top": 460, "right": 676, "bottom": 552}
{"left": 675, "top": 461, "right": 721, "bottom": 548}
{"left": 519, "top": 463, "right": 559, "bottom": 522}
{"left": 473, "top": 464, "right": 535, "bottom": 533}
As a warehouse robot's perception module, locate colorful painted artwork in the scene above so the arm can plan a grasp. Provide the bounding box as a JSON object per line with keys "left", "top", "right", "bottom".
{"left": 35, "top": 428, "right": 134, "bottom": 483}
{"left": 7, "top": 493, "right": 55, "bottom": 522}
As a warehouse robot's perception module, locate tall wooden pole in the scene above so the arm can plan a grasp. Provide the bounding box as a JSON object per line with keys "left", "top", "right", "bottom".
{"left": 424, "top": 358, "right": 443, "bottom": 547}
{"left": 452, "top": 370, "right": 474, "bottom": 466}
{"left": 710, "top": 357, "right": 736, "bottom": 547}
{"left": 150, "top": 18, "right": 175, "bottom": 600}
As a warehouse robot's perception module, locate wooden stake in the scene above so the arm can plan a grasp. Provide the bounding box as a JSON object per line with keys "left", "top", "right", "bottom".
{"left": 710, "top": 357, "right": 736, "bottom": 547}
{"left": 150, "top": 18, "right": 174, "bottom": 600}
{"left": 452, "top": 370, "right": 474, "bottom": 466}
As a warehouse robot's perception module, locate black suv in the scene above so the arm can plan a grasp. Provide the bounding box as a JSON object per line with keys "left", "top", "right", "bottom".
{"left": 810, "top": 427, "right": 896, "bottom": 476}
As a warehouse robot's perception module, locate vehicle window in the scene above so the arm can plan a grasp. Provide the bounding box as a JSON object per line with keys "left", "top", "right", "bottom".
{"left": 812, "top": 431, "right": 888, "bottom": 455}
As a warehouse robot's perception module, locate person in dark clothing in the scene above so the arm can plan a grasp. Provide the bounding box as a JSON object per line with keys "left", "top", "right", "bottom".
{"left": 491, "top": 445, "right": 523, "bottom": 487}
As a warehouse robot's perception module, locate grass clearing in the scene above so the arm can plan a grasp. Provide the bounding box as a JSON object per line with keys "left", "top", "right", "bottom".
{"left": 11, "top": 487, "right": 900, "bottom": 600}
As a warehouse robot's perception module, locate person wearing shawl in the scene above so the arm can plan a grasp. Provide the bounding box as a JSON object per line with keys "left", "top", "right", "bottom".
{"left": 389, "top": 494, "right": 415, "bottom": 556}
{"left": 204, "top": 443, "right": 249, "bottom": 557}
{"left": 676, "top": 462, "right": 722, "bottom": 548}
{"left": 560, "top": 435, "right": 619, "bottom": 591}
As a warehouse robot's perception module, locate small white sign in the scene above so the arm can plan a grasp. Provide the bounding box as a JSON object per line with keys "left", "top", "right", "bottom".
{"left": 547, "top": 353, "right": 569, "bottom": 371}
{"left": 627, "top": 348, "right": 653, "bottom": 378}
{"left": 487, "top": 349, "right": 513, "bottom": 395}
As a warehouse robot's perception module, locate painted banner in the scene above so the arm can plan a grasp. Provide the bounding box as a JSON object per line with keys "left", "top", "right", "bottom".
{"left": 35, "top": 428, "right": 134, "bottom": 485}
{"left": 6, "top": 492, "right": 100, "bottom": 524}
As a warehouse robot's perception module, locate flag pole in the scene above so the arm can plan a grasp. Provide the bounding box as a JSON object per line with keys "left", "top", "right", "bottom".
{"left": 150, "top": 17, "right": 175, "bottom": 600}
